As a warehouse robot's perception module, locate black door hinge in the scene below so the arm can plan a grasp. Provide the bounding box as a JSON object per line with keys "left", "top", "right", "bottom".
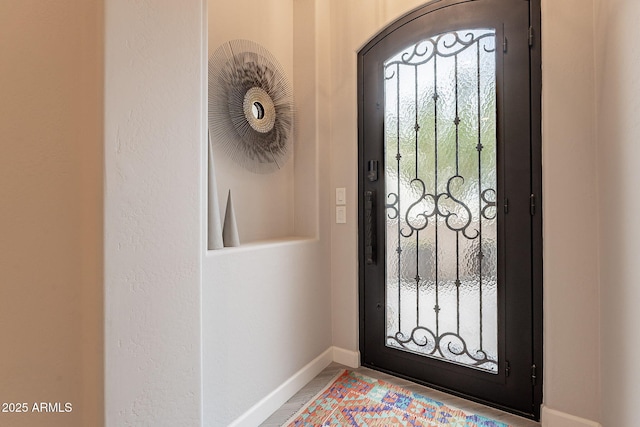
{"left": 503, "top": 36, "right": 508, "bottom": 53}
{"left": 530, "top": 194, "right": 536, "bottom": 216}
{"left": 531, "top": 364, "right": 537, "bottom": 385}
{"left": 528, "top": 26, "right": 534, "bottom": 47}
{"left": 504, "top": 198, "right": 509, "bottom": 214}
{"left": 505, "top": 360, "right": 511, "bottom": 377}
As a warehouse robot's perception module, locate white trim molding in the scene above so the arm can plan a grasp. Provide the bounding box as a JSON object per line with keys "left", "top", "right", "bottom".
{"left": 228, "top": 348, "right": 333, "bottom": 427}
{"left": 332, "top": 346, "right": 360, "bottom": 368}
{"left": 228, "top": 346, "right": 361, "bottom": 427}
{"left": 542, "top": 405, "right": 601, "bottom": 427}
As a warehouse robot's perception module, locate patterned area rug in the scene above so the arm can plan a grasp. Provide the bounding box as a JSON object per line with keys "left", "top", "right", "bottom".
{"left": 285, "top": 370, "right": 511, "bottom": 427}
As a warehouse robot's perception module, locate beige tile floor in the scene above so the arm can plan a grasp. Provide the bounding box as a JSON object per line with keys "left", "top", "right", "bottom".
{"left": 260, "top": 362, "right": 541, "bottom": 427}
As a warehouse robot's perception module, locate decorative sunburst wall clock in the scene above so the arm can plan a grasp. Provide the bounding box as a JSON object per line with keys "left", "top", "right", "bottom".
{"left": 208, "top": 39, "right": 294, "bottom": 174}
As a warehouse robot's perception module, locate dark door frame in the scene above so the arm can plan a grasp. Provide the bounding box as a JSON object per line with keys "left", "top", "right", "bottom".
{"left": 357, "top": 0, "right": 542, "bottom": 419}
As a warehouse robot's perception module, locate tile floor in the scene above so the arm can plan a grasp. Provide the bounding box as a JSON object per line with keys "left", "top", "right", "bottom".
{"left": 260, "top": 362, "right": 541, "bottom": 427}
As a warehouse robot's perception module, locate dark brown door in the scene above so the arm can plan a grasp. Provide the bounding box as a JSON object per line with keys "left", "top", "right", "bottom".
{"left": 358, "top": 0, "right": 542, "bottom": 419}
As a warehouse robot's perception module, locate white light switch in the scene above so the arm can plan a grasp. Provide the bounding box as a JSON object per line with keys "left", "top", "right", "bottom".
{"left": 336, "top": 206, "right": 346, "bottom": 224}
{"left": 336, "top": 187, "right": 346, "bottom": 205}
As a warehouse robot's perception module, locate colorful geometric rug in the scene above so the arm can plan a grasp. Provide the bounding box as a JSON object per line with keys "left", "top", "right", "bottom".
{"left": 285, "top": 370, "right": 511, "bottom": 427}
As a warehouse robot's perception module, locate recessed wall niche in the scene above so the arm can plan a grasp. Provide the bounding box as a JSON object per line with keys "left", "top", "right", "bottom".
{"left": 208, "top": 0, "right": 316, "bottom": 246}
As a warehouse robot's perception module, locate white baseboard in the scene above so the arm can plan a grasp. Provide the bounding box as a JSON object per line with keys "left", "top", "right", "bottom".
{"left": 541, "top": 405, "right": 601, "bottom": 427}
{"left": 332, "top": 346, "right": 360, "bottom": 368}
{"left": 228, "top": 348, "right": 333, "bottom": 427}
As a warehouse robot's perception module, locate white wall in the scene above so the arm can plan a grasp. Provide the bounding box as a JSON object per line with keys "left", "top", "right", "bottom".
{"left": 202, "top": 0, "right": 333, "bottom": 425}
{"left": 328, "top": 0, "right": 425, "bottom": 358}
{"left": 0, "top": 2, "right": 103, "bottom": 426}
{"left": 208, "top": 0, "right": 296, "bottom": 243}
{"left": 541, "top": 0, "right": 601, "bottom": 423}
{"left": 595, "top": 0, "right": 640, "bottom": 425}
{"left": 326, "top": 0, "right": 602, "bottom": 424}
{"left": 104, "top": 1, "right": 203, "bottom": 426}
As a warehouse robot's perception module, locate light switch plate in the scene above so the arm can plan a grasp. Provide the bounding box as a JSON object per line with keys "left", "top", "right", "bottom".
{"left": 336, "top": 187, "right": 346, "bottom": 205}
{"left": 336, "top": 206, "right": 346, "bottom": 224}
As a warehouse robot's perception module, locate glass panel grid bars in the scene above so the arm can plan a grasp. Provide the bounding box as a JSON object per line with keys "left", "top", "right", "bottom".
{"left": 384, "top": 29, "right": 498, "bottom": 373}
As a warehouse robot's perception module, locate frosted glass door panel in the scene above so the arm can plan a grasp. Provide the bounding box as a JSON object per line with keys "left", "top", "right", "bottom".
{"left": 384, "top": 29, "right": 498, "bottom": 373}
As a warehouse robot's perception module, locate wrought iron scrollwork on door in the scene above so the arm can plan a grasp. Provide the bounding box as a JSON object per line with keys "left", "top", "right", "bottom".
{"left": 383, "top": 29, "right": 498, "bottom": 372}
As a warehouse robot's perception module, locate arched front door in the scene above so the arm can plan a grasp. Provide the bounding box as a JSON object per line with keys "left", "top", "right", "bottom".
{"left": 358, "top": 0, "right": 542, "bottom": 419}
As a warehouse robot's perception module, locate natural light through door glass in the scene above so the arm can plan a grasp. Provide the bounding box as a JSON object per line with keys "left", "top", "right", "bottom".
{"left": 384, "top": 29, "right": 498, "bottom": 373}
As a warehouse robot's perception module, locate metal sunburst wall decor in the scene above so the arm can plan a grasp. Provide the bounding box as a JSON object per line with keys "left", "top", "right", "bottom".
{"left": 208, "top": 39, "right": 294, "bottom": 174}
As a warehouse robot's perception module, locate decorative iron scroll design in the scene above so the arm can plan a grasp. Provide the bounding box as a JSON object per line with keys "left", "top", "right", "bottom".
{"left": 384, "top": 31, "right": 496, "bottom": 79}
{"left": 384, "top": 28, "right": 498, "bottom": 373}
{"left": 389, "top": 327, "right": 495, "bottom": 368}
{"left": 390, "top": 176, "right": 480, "bottom": 241}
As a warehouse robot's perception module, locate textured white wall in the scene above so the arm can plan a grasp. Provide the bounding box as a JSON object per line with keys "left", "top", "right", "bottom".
{"left": 327, "top": 0, "right": 602, "bottom": 423}
{"left": 203, "top": 242, "right": 332, "bottom": 425}
{"left": 541, "top": 0, "right": 601, "bottom": 423}
{"left": 202, "top": 0, "right": 333, "bottom": 425}
{"left": 104, "top": 1, "right": 203, "bottom": 426}
{"left": 595, "top": 0, "right": 640, "bottom": 425}
{"left": 0, "top": 2, "right": 103, "bottom": 426}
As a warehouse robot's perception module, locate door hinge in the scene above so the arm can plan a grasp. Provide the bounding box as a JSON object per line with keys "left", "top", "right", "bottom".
{"left": 531, "top": 364, "right": 537, "bottom": 385}
{"left": 503, "top": 36, "right": 508, "bottom": 53}
{"left": 530, "top": 193, "right": 536, "bottom": 216}
{"left": 528, "top": 26, "right": 534, "bottom": 47}
{"left": 504, "top": 198, "right": 509, "bottom": 214}
{"left": 505, "top": 360, "right": 511, "bottom": 377}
